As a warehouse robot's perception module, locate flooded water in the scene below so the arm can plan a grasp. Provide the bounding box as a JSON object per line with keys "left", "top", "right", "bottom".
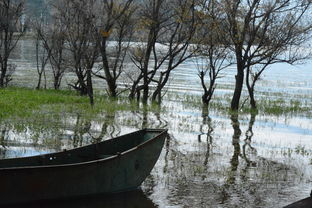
{"left": 2, "top": 40, "right": 312, "bottom": 207}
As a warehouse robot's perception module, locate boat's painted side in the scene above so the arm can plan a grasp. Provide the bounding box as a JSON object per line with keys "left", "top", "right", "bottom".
{"left": 284, "top": 197, "right": 312, "bottom": 208}
{"left": 0, "top": 129, "right": 167, "bottom": 205}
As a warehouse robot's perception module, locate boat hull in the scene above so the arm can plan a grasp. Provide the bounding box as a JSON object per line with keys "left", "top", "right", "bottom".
{"left": 0, "top": 129, "right": 167, "bottom": 205}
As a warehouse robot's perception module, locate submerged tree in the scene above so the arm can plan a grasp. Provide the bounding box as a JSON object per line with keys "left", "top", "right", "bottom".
{"left": 54, "top": 0, "right": 99, "bottom": 105}
{"left": 0, "top": 0, "right": 25, "bottom": 87}
{"left": 35, "top": 1, "right": 67, "bottom": 90}
{"left": 47, "top": 24, "right": 67, "bottom": 90}
{"left": 32, "top": 12, "right": 50, "bottom": 90}
{"left": 128, "top": 0, "right": 169, "bottom": 103}
{"left": 195, "top": 0, "right": 232, "bottom": 106}
{"left": 94, "top": 0, "right": 135, "bottom": 98}
{"left": 129, "top": 0, "right": 197, "bottom": 103}
{"left": 221, "top": 0, "right": 312, "bottom": 110}
{"left": 150, "top": 0, "right": 197, "bottom": 103}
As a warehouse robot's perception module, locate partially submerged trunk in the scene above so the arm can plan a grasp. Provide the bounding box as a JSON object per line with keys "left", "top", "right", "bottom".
{"left": 246, "top": 68, "right": 257, "bottom": 110}
{"left": 231, "top": 60, "right": 244, "bottom": 111}
{"left": 86, "top": 69, "right": 94, "bottom": 106}
{"left": 199, "top": 71, "right": 216, "bottom": 107}
{"left": 100, "top": 37, "right": 117, "bottom": 98}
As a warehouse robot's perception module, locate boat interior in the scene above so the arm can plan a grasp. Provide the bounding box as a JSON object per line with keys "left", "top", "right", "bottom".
{"left": 0, "top": 129, "right": 163, "bottom": 169}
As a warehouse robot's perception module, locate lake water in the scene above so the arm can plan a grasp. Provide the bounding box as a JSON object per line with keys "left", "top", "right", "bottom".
{"left": 2, "top": 40, "right": 312, "bottom": 207}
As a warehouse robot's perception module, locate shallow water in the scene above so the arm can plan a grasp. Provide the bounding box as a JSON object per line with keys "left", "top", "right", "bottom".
{"left": 2, "top": 40, "right": 312, "bottom": 207}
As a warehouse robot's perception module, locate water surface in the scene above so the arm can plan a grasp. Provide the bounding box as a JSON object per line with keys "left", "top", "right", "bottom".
{"left": 2, "top": 40, "right": 312, "bottom": 207}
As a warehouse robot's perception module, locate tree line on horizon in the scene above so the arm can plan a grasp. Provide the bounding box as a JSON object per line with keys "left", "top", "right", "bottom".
{"left": 0, "top": 0, "right": 312, "bottom": 111}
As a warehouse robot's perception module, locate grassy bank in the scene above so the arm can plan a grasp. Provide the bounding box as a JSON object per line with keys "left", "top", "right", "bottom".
{"left": 0, "top": 87, "right": 148, "bottom": 119}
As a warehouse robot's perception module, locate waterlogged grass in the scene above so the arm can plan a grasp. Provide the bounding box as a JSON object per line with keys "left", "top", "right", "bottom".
{"left": 1, "top": 87, "right": 311, "bottom": 121}
{"left": 256, "top": 98, "right": 311, "bottom": 116}
{"left": 0, "top": 87, "right": 159, "bottom": 119}
{"left": 166, "top": 91, "right": 312, "bottom": 116}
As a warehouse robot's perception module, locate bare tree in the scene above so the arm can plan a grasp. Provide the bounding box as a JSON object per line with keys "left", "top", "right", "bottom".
{"left": 32, "top": 13, "right": 50, "bottom": 90}
{"left": 195, "top": 0, "right": 232, "bottom": 106}
{"left": 221, "top": 0, "right": 312, "bottom": 110}
{"left": 150, "top": 0, "right": 197, "bottom": 103}
{"left": 54, "top": 0, "right": 99, "bottom": 105}
{"left": 35, "top": 14, "right": 67, "bottom": 90}
{"left": 0, "top": 0, "right": 25, "bottom": 87}
{"left": 196, "top": 47, "right": 231, "bottom": 106}
{"left": 128, "top": 0, "right": 198, "bottom": 103}
{"left": 49, "top": 27, "right": 67, "bottom": 90}
{"left": 128, "top": 0, "right": 169, "bottom": 103}
{"left": 94, "top": 0, "right": 135, "bottom": 98}
{"left": 245, "top": 19, "right": 312, "bottom": 109}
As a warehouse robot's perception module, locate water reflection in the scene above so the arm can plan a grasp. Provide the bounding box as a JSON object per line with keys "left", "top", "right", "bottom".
{"left": 0, "top": 108, "right": 168, "bottom": 159}
{"left": 72, "top": 114, "right": 92, "bottom": 148}
{"left": 87, "top": 113, "right": 120, "bottom": 143}
{"left": 228, "top": 113, "right": 241, "bottom": 185}
{"left": 0, "top": 127, "right": 8, "bottom": 158}
{"left": 0, "top": 105, "right": 310, "bottom": 207}
{"left": 242, "top": 113, "right": 257, "bottom": 167}
{"left": 1, "top": 39, "right": 311, "bottom": 207}
{"left": 7, "top": 190, "right": 156, "bottom": 208}
{"left": 198, "top": 106, "right": 213, "bottom": 166}
{"left": 142, "top": 106, "right": 148, "bottom": 128}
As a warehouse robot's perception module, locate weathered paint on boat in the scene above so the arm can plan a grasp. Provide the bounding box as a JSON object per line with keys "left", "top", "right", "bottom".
{"left": 0, "top": 129, "right": 168, "bottom": 205}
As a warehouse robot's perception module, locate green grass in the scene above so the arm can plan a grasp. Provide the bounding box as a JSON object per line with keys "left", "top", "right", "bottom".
{"left": 0, "top": 87, "right": 156, "bottom": 119}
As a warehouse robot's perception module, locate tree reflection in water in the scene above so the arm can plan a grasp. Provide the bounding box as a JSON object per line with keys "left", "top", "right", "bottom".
{"left": 198, "top": 106, "right": 213, "bottom": 166}
{"left": 0, "top": 105, "right": 305, "bottom": 207}
{"left": 228, "top": 113, "right": 242, "bottom": 185}
{"left": 227, "top": 113, "right": 258, "bottom": 185}
{"left": 242, "top": 113, "right": 257, "bottom": 167}
{"left": 72, "top": 114, "right": 92, "bottom": 148}
{"left": 0, "top": 126, "right": 7, "bottom": 159}
{"left": 90, "top": 112, "right": 120, "bottom": 143}
{"left": 70, "top": 112, "right": 121, "bottom": 147}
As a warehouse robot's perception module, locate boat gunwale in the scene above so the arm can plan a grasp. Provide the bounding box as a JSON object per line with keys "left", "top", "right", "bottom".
{"left": 0, "top": 128, "right": 168, "bottom": 171}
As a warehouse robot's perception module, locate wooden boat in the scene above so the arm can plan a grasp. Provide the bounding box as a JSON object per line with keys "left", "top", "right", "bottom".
{"left": 284, "top": 196, "right": 312, "bottom": 208}
{"left": 0, "top": 128, "right": 168, "bottom": 205}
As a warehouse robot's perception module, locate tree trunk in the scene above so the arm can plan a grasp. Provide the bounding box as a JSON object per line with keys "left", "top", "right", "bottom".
{"left": 54, "top": 76, "right": 60, "bottom": 90}
{"left": 76, "top": 68, "right": 88, "bottom": 95}
{"left": 36, "top": 72, "right": 42, "bottom": 90}
{"left": 151, "top": 73, "right": 164, "bottom": 103}
{"left": 246, "top": 67, "right": 257, "bottom": 109}
{"left": 0, "top": 61, "right": 8, "bottom": 88}
{"left": 43, "top": 70, "right": 47, "bottom": 89}
{"left": 202, "top": 91, "right": 213, "bottom": 106}
{"left": 142, "top": 29, "right": 156, "bottom": 104}
{"left": 0, "top": 74, "right": 5, "bottom": 88}
{"left": 101, "top": 38, "right": 117, "bottom": 98}
{"left": 152, "top": 87, "right": 162, "bottom": 103}
{"left": 199, "top": 71, "right": 216, "bottom": 107}
{"left": 129, "top": 85, "right": 136, "bottom": 100}
{"left": 107, "top": 80, "right": 117, "bottom": 98}
{"left": 246, "top": 82, "right": 257, "bottom": 109}
{"left": 231, "top": 61, "right": 244, "bottom": 111}
{"left": 86, "top": 69, "right": 94, "bottom": 106}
